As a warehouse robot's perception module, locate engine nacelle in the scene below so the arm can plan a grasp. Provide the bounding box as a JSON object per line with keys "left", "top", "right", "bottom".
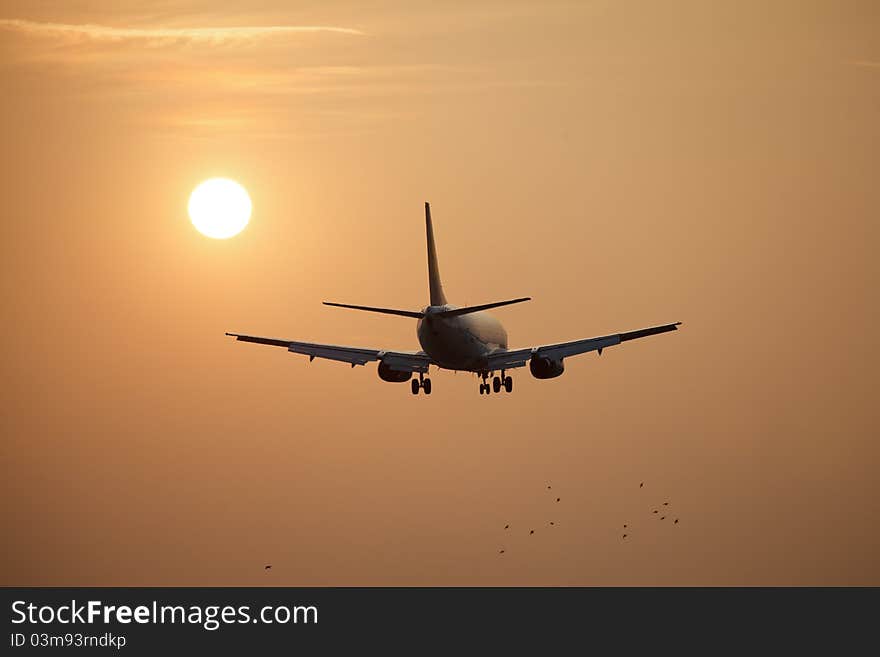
{"left": 378, "top": 362, "right": 413, "bottom": 383}
{"left": 529, "top": 355, "right": 565, "bottom": 379}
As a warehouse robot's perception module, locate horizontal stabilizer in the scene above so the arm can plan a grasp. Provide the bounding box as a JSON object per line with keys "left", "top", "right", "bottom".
{"left": 323, "top": 302, "right": 424, "bottom": 319}
{"left": 432, "top": 297, "right": 531, "bottom": 318}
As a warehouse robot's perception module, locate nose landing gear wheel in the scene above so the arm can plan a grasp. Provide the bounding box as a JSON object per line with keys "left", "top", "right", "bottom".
{"left": 411, "top": 379, "right": 420, "bottom": 395}
{"left": 423, "top": 378, "right": 432, "bottom": 395}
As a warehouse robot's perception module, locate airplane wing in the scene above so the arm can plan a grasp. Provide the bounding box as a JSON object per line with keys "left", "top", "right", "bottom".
{"left": 225, "top": 333, "right": 431, "bottom": 373}
{"left": 485, "top": 322, "right": 681, "bottom": 370}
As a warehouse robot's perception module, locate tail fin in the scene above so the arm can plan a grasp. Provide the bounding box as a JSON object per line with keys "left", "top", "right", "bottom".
{"left": 425, "top": 202, "right": 448, "bottom": 306}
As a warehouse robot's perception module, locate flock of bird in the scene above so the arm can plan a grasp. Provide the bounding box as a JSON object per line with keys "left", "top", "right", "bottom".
{"left": 498, "top": 484, "right": 562, "bottom": 554}
{"left": 621, "top": 482, "right": 679, "bottom": 540}
{"left": 497, "top": 481, "right": 680, "bottom": 555}
{"left": 264, "top": 481, "right": 682, "bottom": 568}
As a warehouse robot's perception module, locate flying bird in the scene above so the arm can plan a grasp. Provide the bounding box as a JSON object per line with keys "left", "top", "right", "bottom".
{"left": 623, "top": 534, "right": 628, "bottom": 539}
{"left": 264, "top": 565, "right": 271, "bottom": 570}
{"left": 499, "top": 549, "right": 505, "bottom": 554}
{"left": 530, "top": 530, "right": 535, "bottom": 535}
{"left": 504, "top": 524, "right": 509, "bottom": 529}
{"left": 550, "top": 522, "right": 555, "bottom": 526}
{"left": 653, "top": 510, "right": 658, "bottom": 514}
{"left": 623, "top": 524, "right": 627, "bottom": 528}
{"left": 556, "top": 497, "right": 560, "bottom": 502}
{"left": 547, "top": 485, "right": 552, "bottom": 490}
{"left": 661, "top": 516, "right": 665, "bottom": 520}
{"left": 663, "top": 502, "right": 669, "bottom": 506}
{"left": 674, "top": 519, "right": 679, "bottom": 524}
{"left": 640, "top": 482, "right": 644, "bottom": 488}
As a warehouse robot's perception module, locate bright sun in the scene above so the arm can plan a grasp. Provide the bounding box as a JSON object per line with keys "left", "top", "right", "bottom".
{"left": 188, "top": 178, "right": 252, "bottom": 239}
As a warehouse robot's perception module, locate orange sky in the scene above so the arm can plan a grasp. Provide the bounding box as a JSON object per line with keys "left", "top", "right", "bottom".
{"left": 2, "top": 0, "right": 878, "bottom": 585}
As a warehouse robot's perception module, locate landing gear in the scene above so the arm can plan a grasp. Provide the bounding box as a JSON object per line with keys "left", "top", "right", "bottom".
{"left": 412, "top": 372, "right": 432, "bottom": 395}
{"left": 478, "top": 371, "right": 513, "bottom": 395}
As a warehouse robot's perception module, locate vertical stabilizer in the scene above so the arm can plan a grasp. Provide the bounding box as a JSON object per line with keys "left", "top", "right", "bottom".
{"left": 424, "top": 202, "right": 448, "bottom": 306}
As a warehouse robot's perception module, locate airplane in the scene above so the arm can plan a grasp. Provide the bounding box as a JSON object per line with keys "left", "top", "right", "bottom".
{"left": 226, "top": 202, "right": 681, "bottom": 395}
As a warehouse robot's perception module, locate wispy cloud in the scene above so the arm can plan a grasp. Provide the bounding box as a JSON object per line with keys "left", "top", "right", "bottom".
{"left": 0, "top": 16, "right": 538, "bottom": 140}
{"left": 852, "top": 60, "right": 880, "bottom": 68}
{"left": 0, "top": 19, "right": 364, "bottom": 44}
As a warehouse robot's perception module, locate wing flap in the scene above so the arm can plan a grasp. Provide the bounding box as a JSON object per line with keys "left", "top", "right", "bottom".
{"left": 485, "top": 322, "right": 681, "bottom": 370}
{"left": 485, "top": 349, "right": 532, "bottom": 370}
{"left": 380, "top": 352, "right": 431, "bottom": 373}
{"left": 226, "top": 332, "right": 430, "bottom": 371}
{"left": 537, "top": 334, "right": 622, "bottom": 361}
{"left": 287, "top": 341, "right": 378, "bottom": 366}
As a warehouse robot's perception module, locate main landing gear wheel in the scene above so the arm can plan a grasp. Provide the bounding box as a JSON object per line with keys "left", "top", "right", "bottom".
{"left": 479, "top": 371, "right": 513, "bottom": 395}
{"left": 412, "top": 375, "right": 432, "bottom": 395}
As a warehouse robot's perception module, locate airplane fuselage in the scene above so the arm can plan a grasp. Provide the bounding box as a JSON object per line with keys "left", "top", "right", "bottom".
{"left": 417, "top": 306, "right": 508, "bottom": 371}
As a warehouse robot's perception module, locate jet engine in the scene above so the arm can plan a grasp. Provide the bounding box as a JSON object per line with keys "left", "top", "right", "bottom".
{"left": 529, "top": 355, "right": 565, "bottom": 379}
{"left": 378, "top": 362, "right": 413, "bottom": 383}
